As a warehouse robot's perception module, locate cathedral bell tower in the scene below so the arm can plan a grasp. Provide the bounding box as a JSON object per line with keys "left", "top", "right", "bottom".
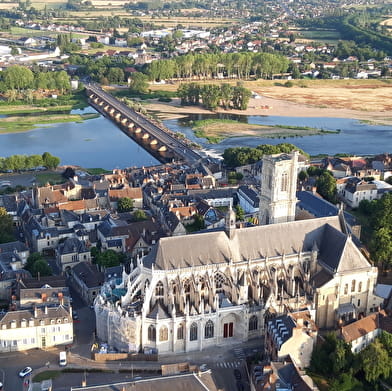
{"left": 259, "top": 151, "right": 299, "bottom": 225}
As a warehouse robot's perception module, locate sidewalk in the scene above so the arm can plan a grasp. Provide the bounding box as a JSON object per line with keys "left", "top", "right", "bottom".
{"left": 35, "top": 336, "right": 263, "bottom": 375}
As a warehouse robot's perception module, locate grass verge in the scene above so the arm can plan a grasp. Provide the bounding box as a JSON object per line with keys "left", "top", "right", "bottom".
{"left": 33, "top": 370, "right": 62, "bottom": 382}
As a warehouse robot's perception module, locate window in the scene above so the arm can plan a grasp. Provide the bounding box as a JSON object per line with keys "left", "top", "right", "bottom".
{"left": 281, "top": 172, "right": 288, "bottom": 192}
{"left": 249, "top": 315, "right": 258, "bottom": 331}
{"left": 358, "top": 282, "right": 362, "bottom": 293}
{"left": 190, "top": 323, "right": 198, "bottom": 341}
{"left": 205, "top": 320, "right": 214, "bottom": 339}
{"left": 23, "top": 338, "right": 27, "bottom": 345}
{"left": 177, "top": 324, "right": 184, "bottom": 340}
{"left": 223, "top": 322, "right": 234, "bottom": 338}
{"left": 159, "top": 326, "right": 168, "bottom": 342}
{"left": 148, "top": 325, "right": 156, "bottom": 342}
{"left": 344, "top": 284, "right": 348, "bottom": 295}
{"left": 155, "top": 281, "right": 164, "bottom": 296}
{"left": 351, "top": 280, "right": 356, "bottom": 293}
{"left": 358, "top": 299, "right": 361, "bottom": 307}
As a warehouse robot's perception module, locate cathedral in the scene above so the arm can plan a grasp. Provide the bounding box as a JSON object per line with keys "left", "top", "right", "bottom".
{"left": 95, "top": 152, "right": 382, "bottom": 354}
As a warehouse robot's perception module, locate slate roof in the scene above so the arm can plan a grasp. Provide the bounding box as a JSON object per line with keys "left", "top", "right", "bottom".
{"left": 0, "top": 194, "right": 17, "bottom": 213}
{"left": 57, "top": 237, "right": 88, "bottom": 255}
{"left": 238, "top": 185, "right": 260, "bottom": 207}
{"left": 0, "top": 241, "right": 28, "bottom": 254}
{"left": 318, "top": 226, "right": 370, "bottom": 273}
{"left": 147, "top": 216, "right": 345, "bottom": 270}
{"left": 72, "top": 262, "right": 104, "bottom": 288}
{"left": 0, "top": 305, "right": 70, "bottom": 327}
{"left": 296, "top": 190, "right": 357, "bottom": 228}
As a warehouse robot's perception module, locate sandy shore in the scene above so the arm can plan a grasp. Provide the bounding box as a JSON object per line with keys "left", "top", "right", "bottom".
{"left": 145, "top": 96, "right": 392, "bottom": 125}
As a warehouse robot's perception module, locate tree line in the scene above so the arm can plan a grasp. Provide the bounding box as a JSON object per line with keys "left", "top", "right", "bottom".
{"left": 310, "top": 331, "right": 392, "bottom": 390}
{"left": 0, "top": 152, "right": 60, "bottom": 171}
{"left": 0, "top": 65, "right": 71, "bottom": 95}
{"left": 146, "top": 52, "right": 290, "bottom": 81}
{"left": 222, "top": 143, "right": 308, "bottom": 167}
{"left": 178, "top": 82, "right": 251, "bottom": 110}
{"left": 358, "top": 193, "right": 392, "bottom": 269}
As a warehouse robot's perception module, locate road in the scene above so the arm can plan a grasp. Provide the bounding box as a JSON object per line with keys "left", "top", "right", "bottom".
{"left": 86, "top": 83, "right": 202, "bottom": 165}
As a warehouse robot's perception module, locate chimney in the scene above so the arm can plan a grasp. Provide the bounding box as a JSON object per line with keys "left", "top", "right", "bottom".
{"left": 34, "top": 306, "right": 38, "bottom": 318}
{"left": 44, "top": 306, "right": 48, "bottom": 315}
{"left": 41, "top": 293, "right": 47, "bottom": 302}
{"left": 58, "top": 292, "right": 64, "bottom": 306}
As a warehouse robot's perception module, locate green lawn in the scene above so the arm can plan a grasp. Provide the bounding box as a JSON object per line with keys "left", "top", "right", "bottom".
{"left": 33, "top": 370, "right": 62, "bottom": 382}
{"left": 34, "top": 172, "right": 66, "bottom": 186}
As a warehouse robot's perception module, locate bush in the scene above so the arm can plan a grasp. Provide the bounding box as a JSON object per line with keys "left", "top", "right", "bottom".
{"left": 285, "top": 81, "right": 294, "bottom": 87}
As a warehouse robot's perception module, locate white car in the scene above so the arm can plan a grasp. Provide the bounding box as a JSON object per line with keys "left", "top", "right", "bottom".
{"left": 19, "top": 367, "right": 32, "bottom": 377}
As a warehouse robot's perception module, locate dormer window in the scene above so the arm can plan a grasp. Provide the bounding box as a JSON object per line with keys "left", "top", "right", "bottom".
{"left": 11, "top": 320, "right": 16, "bottom": 328}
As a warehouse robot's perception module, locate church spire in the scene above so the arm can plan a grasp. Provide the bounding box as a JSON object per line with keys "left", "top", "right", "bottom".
{"left": 225, "top": 205, "right": 236, "bottom": 239}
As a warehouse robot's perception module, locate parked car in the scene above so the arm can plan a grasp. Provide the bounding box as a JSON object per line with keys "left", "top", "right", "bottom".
{"left": 19, "top": 367, "right": 32, "bottom": 377}
{"left": 72, "top": 312, "right": 79, "bottom": 320}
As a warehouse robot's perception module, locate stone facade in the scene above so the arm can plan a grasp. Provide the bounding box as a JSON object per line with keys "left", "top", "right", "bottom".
{"left": 259, "top": 152, "right": 298, "bottom": 225}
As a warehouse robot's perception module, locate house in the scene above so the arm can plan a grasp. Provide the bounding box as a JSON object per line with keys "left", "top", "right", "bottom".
{"left": 69, "top": 262, "right": 104, "bottom": 305}
{"left": 341, "top": 177, "right": 378, "bottom": 208}
{"left": 56, "top": 237, "right": 91, "bottom": 272}
{"left": 108, "top": 186, "right": 143, "bottom": 210}
{"left": 339, "top": 311, "right": 391, "bottom": 353}
{"left": 254, "top": 359, "right": 319, "bottom": 391}
{"left": 265, "top": 310, "right": 317, "bottom": 369}
{"left": 237, "top": 185, "right": 260, "bottom": 214}
{"left": 14, "top": 275, "right": 71, "bottom": 309}
{"left": 0, "top": 305, "right": 73, "bottom": 352}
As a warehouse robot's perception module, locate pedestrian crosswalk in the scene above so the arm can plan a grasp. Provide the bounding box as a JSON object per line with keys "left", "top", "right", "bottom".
{"left": 233, "top": 347, "right": 246, "bottom": 359}
{"left": 215, "top": 361, "right": 242, "bottom": 368}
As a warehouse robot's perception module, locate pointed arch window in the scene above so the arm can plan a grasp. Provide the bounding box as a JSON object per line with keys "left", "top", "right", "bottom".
{"left": 249, "top": 315, "right": 258, "bottom": 331}
{"left": 159, "top": 326, "right": 168, "bottom": 342}
{"left": 205, "top": 320, "right": 214, "bottom": 339}
{"left": 358, "top": 281, "right": 362, "bottom": 293}
{"left": 148, "top": 325, "right": 156, "bottom": 342}
{"left": 281, "top": 172, "right": 288, "bottom": 192}
{"left": 177, "top": 324, "right": 184, "bottom": 340}
{"left": 155, "top": 281, "right": 164, "bottom": 296}
{"left": 190, "top": 322, "right": 198, "bottom": 341}
{"left": 351, "top": 280, "right": 356, "bottom": 293}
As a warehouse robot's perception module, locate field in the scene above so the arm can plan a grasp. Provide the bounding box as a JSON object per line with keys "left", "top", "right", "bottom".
{"left": 294, "top": 28, "right": 341, "bottom": 44}
{"left": 0, "top": 2, "right": 18, "bottom": 10}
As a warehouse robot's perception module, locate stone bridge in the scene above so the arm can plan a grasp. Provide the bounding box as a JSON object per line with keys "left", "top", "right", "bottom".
{"left": 86, "top": 83, "right": 202, "bottom": 165}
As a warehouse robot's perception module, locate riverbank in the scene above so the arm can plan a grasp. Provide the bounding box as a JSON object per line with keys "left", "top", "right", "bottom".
{"left": 145, "top": 79, "right": 392, "bottom": 126}
{"left": 190, "top": 118, "right": 336, "bottom": 143}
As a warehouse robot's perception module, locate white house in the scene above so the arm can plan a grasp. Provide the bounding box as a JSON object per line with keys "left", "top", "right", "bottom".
{"left": 340, "top": 311, "right": 388, "bottom": 353}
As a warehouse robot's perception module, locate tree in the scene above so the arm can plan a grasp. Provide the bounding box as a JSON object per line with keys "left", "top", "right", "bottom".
{"left": 235, "top": 205, "right": 245, "bottom": 221}
{"left": 129, "top": 72, "right": 149, "bottom": 93}
{"left": 2, "top": 65, "right": 34, "bottom": 92}
{"left": 96, "top": 250, "right": 124, "bottom": 268}
{"left": 316, "top": 171, "right": 337, "bottom": 203}
{"left": 62, "top": 167, "right": 76, "bottom": 179}
{"left": 232, "top": 85, "right": 252, "bottom": 110}
{"left": 32, "top": 259, "right": 52, "bottom": 277}
{"left": 133, "top": 209, "right": 147, "bottom": 221}
{"left": 298, "top": 170, "right": 309, "bottom": 182}
{"left": 360, "top": 340, "right": 391, "bottom": 383}
{"left": 0, "top": 207, "right": 13, "bottom": 244}
{"left": 118, "top": 197, "right": 134, "bottom": 212}
{"left": 42, "top": 152, "right": 60, "bottom": 170}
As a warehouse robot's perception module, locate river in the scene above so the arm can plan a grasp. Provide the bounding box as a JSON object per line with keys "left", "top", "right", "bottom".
{"left": 0, "top": 109, "right": 390, "bottom": 169}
